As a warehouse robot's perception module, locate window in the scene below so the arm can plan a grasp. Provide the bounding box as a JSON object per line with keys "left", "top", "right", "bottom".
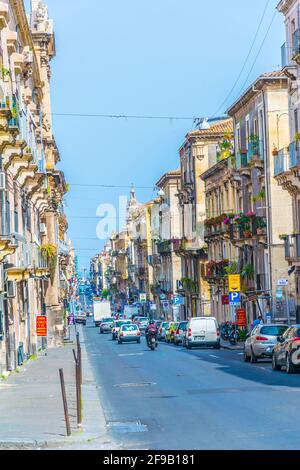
{"left": 294, "top": 108, "right": 299, "bottom": 134}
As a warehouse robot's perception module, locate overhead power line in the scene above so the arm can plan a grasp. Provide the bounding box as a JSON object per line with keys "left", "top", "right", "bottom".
{"left": 52, "top": 112, "right": 201, "bottom": 121}
{"left": 213, "top": 0, "right": 271, "bottom": 116}
{"left": 69, "top": 183, "right": 154, "bottom": 189}
{"left": 237, "top": 10, "right": 277, "bottom": 96}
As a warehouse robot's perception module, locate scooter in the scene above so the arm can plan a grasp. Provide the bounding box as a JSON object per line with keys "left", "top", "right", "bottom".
{"left": 229, "top": 323, "right": 240, "bottom": 345}
{"left": 147, "top": 331, "right": 158, "bottom": 351}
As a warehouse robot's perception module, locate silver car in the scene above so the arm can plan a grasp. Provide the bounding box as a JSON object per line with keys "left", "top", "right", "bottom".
{"left": 158, "top": 322, "right": 169, "bottom": 341}
{"left": 99, "top": 318, "right": 114, "bottom": 334}
{"left": 244, "top": 324, "right": 288, "bottom": 363}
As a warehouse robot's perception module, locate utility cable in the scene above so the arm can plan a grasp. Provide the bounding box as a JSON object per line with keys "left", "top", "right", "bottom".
{"left": 213, "top": 0, "right": 271, "bottom": 116}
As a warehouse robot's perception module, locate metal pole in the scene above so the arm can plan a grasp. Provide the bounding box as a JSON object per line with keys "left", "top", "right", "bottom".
{"left": 59, "top": 368, "right": 71, "bottom": 437}
{"left": 285, "top": 286, "right": 291, "bottom": 325}
{"left": 76, "top": 332, "right": 82, "bottom": 385}
{"left": 73, "top": 349, "right": 82, "bottom": 427}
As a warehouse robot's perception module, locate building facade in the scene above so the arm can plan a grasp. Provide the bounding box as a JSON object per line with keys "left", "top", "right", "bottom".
{"left": 0, "top": 1, "right": 70, "bottom": 374}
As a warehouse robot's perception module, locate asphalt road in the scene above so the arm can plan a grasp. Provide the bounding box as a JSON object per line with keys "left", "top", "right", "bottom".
{"left": 83, "top": 318, "right": 300, "bottom": 450}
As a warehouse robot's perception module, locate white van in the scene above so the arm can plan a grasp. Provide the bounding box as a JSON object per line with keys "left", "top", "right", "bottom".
{"left": 185, "top": 317, "right": 220, "bottom": 349}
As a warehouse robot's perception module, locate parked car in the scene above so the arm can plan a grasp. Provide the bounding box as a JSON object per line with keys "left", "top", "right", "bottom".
{"left": 185, "top": 317, "right": 220, "bottom": 349}
{"left": 272, "top": 325, "right": 300, "bottom": 374}
{"left": 112, "top": 320, "right": 132, "bottom": 340}
{"left": 244, "top": 324, "right": 288, "bottom": 363}
{"left": 165, "top": 322, "right": 179, "bottom": 343}
{"left": 118, "top": 323, "right": 141, "bottom": 344}
{"left": 74, "top": 312, "right": 86, "bottom": 326}
{"left": 158, "top": 322, "right": 169, "bottom": 341}
{"left": 99, "top": 318, "right": 114, "bottom": 334}
{"left": 174, "top": 321, "right": 188, "bottom": 345}
{"left": 133, "top": 317, "right": 149, "bottom": 332}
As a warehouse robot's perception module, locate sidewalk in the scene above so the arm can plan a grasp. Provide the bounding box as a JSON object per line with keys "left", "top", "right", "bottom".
{"left": 0, "top": 325, "right": 116, "bottom": 450}
{"left": 220, "top": 338, "right": 245, "bottom": 351}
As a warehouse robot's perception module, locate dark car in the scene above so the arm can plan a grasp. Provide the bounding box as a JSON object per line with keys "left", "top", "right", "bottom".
{"left": 272, "top": 325, "right": 300, "bottom": 374}
{"left": 174, "top": 321, "right": 189, "bottom": 345}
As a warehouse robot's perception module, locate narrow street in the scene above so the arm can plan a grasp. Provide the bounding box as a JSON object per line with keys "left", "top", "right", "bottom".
{"left": 83, "top": 318, "right": 300, "bottom": 450}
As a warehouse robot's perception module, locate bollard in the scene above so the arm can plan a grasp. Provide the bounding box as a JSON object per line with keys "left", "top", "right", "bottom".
{"left": 59, "top": 368, "right": 71, "bottom": 437}
{"left": 73, "top": 349, "right": 82, "bottom": 427}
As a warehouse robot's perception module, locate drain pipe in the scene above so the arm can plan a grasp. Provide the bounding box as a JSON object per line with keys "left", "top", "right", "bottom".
{"left": 262, "top": 89, "right": 273, "bottom": 298}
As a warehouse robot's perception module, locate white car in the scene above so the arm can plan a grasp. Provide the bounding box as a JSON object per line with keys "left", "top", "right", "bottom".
{"left": 185, "top": 317, "right": 220, "bottom": 349}
{"left": 112, "top": 320, "right": 132, "bottom": 340}
{"left": 118, "top": 323, "right": 141, "bottom": 344}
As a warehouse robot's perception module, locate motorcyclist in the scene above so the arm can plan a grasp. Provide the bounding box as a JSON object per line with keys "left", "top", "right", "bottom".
{"left": 145, "top": 319, "right": 157, "bottom": 347}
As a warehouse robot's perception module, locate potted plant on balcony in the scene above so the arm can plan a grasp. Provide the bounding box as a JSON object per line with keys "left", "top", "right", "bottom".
{"left": 294, "top": 132, "right": 300, "bottom": 143}
{"left": 279, "top": 234, "right": 289, "bottom": 241}
{"left": 272, "top": 146, "right": 279, "bottom": 156}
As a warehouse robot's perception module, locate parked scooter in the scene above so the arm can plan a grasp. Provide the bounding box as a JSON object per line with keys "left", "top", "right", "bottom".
{"left": 229, "top": 323, "right": 240, "bottom": 345}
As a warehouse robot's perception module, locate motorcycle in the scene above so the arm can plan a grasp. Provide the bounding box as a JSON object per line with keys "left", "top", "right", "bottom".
{"left": 229, "top": 323, "right": 240, "bottom": 345}
{"left": 147, "top": 331, "right": 158, "bottom": 351}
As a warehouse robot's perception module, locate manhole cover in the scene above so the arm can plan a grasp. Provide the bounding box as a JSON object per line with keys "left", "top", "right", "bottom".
{"left": 107, "top": 421, "right": 148, "bottom": 433}
{"left": 114, "top": 382, "right": 156, "bottom": 388}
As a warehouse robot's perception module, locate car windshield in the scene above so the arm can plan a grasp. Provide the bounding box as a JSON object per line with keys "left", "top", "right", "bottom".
{"left": 162, "top": 322, "right": 169, "bottom": 327}
{"left": 138, "top": 318, "right": 148, "bottom": 322}
{"left": 102, "top": 318, "right": 113, "bottom": 323}
{"left": 122, "top": 325, "right": 138, "bottom": 331}
{"left": 179, "top": 322, "right": 188, "bottom": 329}
{"left": 260, "top": 326, "right": 288, "bottom": 336}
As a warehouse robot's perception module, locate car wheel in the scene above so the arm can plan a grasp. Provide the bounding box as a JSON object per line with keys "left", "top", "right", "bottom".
{"left": 250, "top": 348, "right": 258, "bottom": 363}
{"left": 244, "top": 350, "right": 250, "bottom": 362}
{"left": 272, "top": 353, "right": 281, "bottom": 371}
{"left": 137, "top": 339, "right": 141, "bottom": 344}
{"left": 186, "top": 343, "right": 191, "bottom": 350}
{"left": 214, "top": 343, "right": 220, "bottom": 350}
{"left": 286, "top": 354, "right": 296, "bottom": 374}
{"left": 100, "top": 330, "right": 103, "bottom": 334}
{"left": 118, "top": 339, "right": 122, "bottom": 345}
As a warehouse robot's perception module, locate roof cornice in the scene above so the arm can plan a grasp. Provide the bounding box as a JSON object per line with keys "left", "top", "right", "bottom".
{"left": 277, "top": 0, "right": 297, "bottom": 15}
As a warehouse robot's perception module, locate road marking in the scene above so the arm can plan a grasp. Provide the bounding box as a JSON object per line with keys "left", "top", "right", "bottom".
{"left": 209, "top": 355, "right": 218, "bottom": 358}
{"left": 114, "top": 382, "right": 157, "bottom": 388}
{"left": 118, "top": 353, "right": 144, "bottom": 357}
{"left": 238, "top": 353, "right": 244, "bottom": 355}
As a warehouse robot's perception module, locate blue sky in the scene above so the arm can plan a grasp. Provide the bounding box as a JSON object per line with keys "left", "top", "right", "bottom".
{"left": 30, "top": 0, "right": 285, "bottom": 270}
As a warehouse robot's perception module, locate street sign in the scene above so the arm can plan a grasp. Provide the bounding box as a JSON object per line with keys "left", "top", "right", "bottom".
{"left": 276, "top": 289, "right": 283, "bottom": 300}
{"left": 236, "top": 309, "right": 247, "bottom": 327}
{"left": 173, "top": 295, "right": 183, "bottom": 306}
{"left": 221, "top": 295, "right": 229, "bottom": 306}
{"left": 162, "top": 301, "right": 170, "bottom": 311}
{"left": 229, "top": 292, "right": 241, "bottom": 304}
{"left": 139, "top": 293, "right": 147, "bottom": 303}
{"left": 228, "top": 274, "right": 241, "bottom": 293}
{"left": 36, "top": 316, "right": 47, "bottom": 337}
{"left": 160, "top": 293, "right": 166, "bottom": 300}
{"left": 150, "top": 304, "right": 157, "bottom": 311}
{"left": 277, "top": 279, "right": 289, "bottom": 286}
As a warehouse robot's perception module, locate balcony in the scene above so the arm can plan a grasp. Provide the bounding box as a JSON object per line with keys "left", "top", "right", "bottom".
{"left": 204, "top": 222, "right": 230, "bottom": 239}
{"left": 248, "top": 139, "right": 264, "bottom": 167}
{"left": 157, "top": 240, "right": 171, "bottom": 255}
{"left": 206, "top": 261, "right": 229, "bottom": 282}
{"left": 274, "top": 149, "right": 289, "bottom": 176}
{"left": 236, "top": 150, "right": 249, "bottom": 169}
{"left": 289, "top": 141, "right": 300, "bottom": 168}
{"left": 284, "top": 234, "right": 300, "bottom": 262}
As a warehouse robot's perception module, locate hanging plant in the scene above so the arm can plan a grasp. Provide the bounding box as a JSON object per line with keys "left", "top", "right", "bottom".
{"left": 224, "top": 261, "right": 239, "bottom": 275}
{"left": 40, "top": 244, "right": 57, "bottom": 281}
{"left": 241, "top": 263, "right": 254, "bottom": 280}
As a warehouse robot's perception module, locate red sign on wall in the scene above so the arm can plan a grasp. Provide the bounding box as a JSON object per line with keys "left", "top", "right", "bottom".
{"left": 221, "top": 295, "right": 229, "bottom": 305}
{"left": 36, "top": 316, "right": 47, "bottom": 337}
{"left": 236, "top": 309, "right": 247, "bottom": 327}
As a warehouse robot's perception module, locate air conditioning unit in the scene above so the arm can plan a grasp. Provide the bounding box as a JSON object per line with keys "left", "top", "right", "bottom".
{"left": 0, "top": 171, "right": 6, "bottom": 190}
{"left": 7, "top": 280, "right": 16, "bottom": 298}
{"left": 40, "top": 223, "right": 47, "bottom": 235}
